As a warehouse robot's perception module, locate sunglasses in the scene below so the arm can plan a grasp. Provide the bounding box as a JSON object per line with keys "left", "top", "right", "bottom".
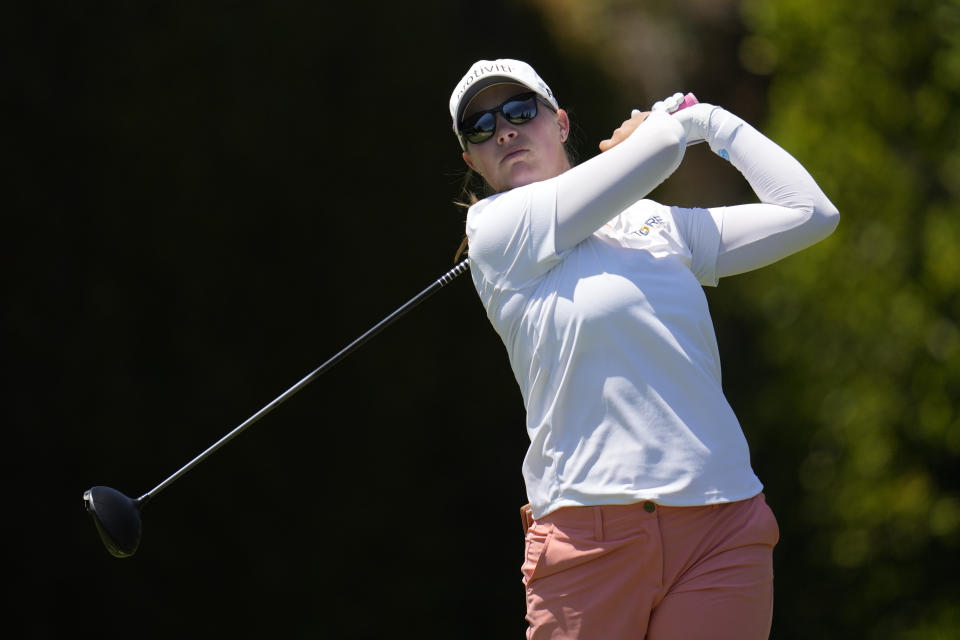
{"left": 459, "top": 92, "right": 556, "bottom": 145}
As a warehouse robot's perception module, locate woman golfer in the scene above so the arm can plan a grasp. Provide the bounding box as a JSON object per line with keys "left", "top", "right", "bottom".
{"left": 449, "top": 58, "right": 839, "bottom": 639}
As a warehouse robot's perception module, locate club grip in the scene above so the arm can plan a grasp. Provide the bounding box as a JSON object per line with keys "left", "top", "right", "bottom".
{"left": 675, "top": 93, "right": 699, "bottom": 111}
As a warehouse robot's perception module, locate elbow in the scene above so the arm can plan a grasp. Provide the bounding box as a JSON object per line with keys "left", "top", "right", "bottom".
{"left": 814, "top": 198, "right": 840, "bottom": 238}
{"left": 793, "top": 197, "right": 839, "bottom": 247}
{"left": 778, "top": 191, "right": 840, "bottom": 248}
{"left": 784, "top": 181, "right": 839, "bottom": 236}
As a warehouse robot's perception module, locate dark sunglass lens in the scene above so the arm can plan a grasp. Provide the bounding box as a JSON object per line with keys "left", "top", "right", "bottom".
{"left": 466, "top": 130, "right": 493, "bottom": 144}
{"left": 463, "top": 112, "right": 496, "bottom": 143}
{"left": 503, "top": 96, "right": 538, "bottom": 124}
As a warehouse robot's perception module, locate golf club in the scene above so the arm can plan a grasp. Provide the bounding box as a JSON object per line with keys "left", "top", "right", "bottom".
{"left": 84, "top": 258, "right": 471, "bottom": 558}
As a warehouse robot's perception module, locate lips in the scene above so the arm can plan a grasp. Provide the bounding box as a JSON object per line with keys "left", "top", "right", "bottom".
{"left": 500, "top": 147, "right": 528, "bottom": 165}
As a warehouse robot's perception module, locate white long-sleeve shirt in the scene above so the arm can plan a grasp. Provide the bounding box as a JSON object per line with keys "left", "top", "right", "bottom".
{"left": 466, "top": 107, "right": 838, "bottom": 519}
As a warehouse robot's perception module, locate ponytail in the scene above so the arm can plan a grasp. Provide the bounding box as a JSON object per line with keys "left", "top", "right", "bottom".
{"left": 452, "top": 167, "right": 489, "bottom": 263}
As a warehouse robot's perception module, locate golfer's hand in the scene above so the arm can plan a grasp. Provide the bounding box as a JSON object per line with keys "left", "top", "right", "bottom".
{"left": 598, "top": 111, "right": 649, "bottom": 152}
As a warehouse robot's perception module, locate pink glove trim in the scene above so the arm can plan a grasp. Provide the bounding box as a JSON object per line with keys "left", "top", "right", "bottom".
{"left": 675, "top": 93, "right": 698, "bottom": 112}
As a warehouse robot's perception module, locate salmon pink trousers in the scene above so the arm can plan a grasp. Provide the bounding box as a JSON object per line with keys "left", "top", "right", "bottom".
{"left": 521, "top": 493, "right": 779, "bottom": 639}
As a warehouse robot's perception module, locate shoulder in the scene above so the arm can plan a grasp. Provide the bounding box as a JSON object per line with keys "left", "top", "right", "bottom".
{"left": 466, "top": 179, "right": 559, "bottom": 238}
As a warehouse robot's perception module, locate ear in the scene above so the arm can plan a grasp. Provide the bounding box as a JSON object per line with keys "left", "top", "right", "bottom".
{"left": 557, "top": 108, "right": 571, "bottom": 141}
{"left": 461, "top": 150, "right": 479, "bottom": 174}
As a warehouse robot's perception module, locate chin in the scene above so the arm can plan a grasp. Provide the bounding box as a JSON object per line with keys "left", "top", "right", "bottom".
{"left": 502, "top": 169, "right": 545, "bottom": 191}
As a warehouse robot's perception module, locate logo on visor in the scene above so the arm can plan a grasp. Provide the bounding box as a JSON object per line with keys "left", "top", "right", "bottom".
{"left": 456, "top": 63, "right": 516, "bottom": 102}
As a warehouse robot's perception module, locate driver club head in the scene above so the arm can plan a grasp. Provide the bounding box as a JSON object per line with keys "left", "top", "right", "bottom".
{"left": 83, "top": 486, "right": 143, "bottom": 558}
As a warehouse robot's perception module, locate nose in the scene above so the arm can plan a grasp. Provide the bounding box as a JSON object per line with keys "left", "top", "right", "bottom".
{"left": 495, "top": 114, "right": 519, "bottom": 144}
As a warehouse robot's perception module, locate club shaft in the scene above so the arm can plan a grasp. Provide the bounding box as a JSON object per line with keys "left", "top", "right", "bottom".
{"left": 138, "top": 259, "right": 471, "bottom": 504}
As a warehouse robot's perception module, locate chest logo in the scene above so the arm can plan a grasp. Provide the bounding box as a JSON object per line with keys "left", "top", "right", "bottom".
{"left": 633, "top": 215, "right": 669, "bottom": 237}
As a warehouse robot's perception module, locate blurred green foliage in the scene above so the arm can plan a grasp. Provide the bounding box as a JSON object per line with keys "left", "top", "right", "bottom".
{"left": 732, "top": 0, "right": 960, "bottom": 637}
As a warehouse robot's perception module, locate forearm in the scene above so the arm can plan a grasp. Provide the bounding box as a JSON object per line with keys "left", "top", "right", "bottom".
{"left": 680, "top": 106, "right": 840, "bottom": 277}
{"left": 554, "top": 111, "right": 686, "bottom": 252}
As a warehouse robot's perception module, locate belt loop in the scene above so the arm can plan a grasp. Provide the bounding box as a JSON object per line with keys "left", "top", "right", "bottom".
{"left": 521, "top": 504, "right": 534, "bottom": 537}
{"left": 594, "top": 507, "right": 604, "bottom": 541}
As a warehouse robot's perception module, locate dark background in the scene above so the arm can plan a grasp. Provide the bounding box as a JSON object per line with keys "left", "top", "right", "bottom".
{"left": 9, "top": 1, "right": 959, "bottom": 638}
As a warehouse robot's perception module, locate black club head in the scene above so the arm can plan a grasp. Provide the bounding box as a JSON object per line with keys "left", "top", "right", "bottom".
{"left": 84, "top": 486, "right": 143, "bottom": 558}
